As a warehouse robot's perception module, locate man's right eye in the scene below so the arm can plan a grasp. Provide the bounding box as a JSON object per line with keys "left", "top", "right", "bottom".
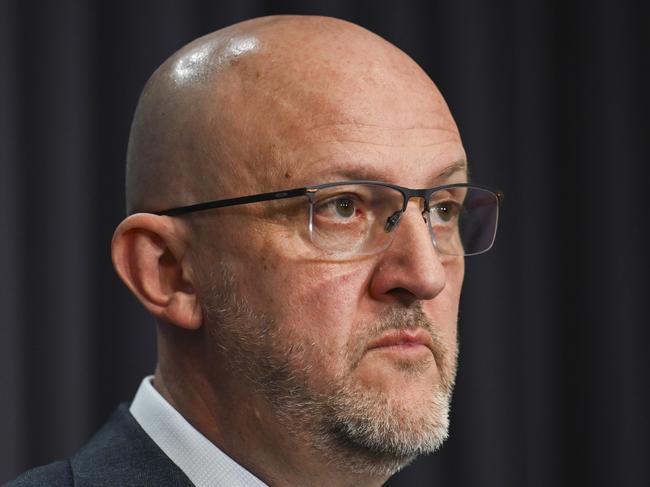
{"left": 316, "top": 195, "right": 365, "bottom": 221}
{"left": 334, "top": 197, "right": 355, "bottom": 218}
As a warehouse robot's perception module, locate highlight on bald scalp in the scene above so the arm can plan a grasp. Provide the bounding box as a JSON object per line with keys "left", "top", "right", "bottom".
{"left": 125, "top": 15, "right": 446, "bottom": 216}
{"left": 125, "top": 22, "right": 263, "bottom": 215}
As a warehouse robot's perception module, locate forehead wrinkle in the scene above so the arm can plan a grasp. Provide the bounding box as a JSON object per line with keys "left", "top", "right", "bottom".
{"left": 323, "top": 138, "right": 461, "bottom": 149}
{"left": 256, "top": 124, "right": 465, "bottom": 190}
{"left": 305, "top": 122, "right": 461, "bottom": 139}
{"left": 279, "top": 121, "right": 464, "bottom": 184}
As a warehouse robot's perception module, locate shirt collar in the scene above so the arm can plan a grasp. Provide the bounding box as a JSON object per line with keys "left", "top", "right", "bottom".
{"left": 130, "top": 376, "right": 268, "bottom": 487}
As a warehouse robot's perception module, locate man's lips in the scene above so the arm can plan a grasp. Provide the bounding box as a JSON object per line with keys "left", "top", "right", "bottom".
{"left": 366, "top": 328, "right": 434, "bottom": 354}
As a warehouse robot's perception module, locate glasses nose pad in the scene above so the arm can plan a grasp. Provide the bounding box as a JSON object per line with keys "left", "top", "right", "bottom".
{"left": 384, "top": 211, "right": 403, "bottom": 233}
{"left": 421, "top": 208, "right": 441, "bottom": 252}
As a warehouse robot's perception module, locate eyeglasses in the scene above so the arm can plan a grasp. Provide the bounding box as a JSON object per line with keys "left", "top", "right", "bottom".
{"left": 154, "top": 180, "right": 503, "bottom": 259}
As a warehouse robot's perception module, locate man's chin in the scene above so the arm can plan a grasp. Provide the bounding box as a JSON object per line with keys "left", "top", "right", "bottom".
{"left": 353, "top": 347, "right": 441, "bottom": 394}
{"left": 320, "top": 378, "right": 452, "bottom": 477}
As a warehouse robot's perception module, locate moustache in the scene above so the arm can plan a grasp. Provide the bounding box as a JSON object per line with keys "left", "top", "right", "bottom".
{"left": 348, "top": 303, "right": 456, "bottom": 386}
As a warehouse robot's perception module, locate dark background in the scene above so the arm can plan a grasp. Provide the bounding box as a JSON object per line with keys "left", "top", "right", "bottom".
{"left": 1, "top": 1, "right": 648, "bottom": 485}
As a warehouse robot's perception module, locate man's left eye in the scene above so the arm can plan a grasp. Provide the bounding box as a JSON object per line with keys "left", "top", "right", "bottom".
{"left": 433, "top": 202, "right": 460, "bottom": 222}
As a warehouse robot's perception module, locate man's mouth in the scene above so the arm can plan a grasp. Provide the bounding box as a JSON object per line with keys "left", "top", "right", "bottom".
{"left": 366, "top": 328, "right": 434, "bottom": 354}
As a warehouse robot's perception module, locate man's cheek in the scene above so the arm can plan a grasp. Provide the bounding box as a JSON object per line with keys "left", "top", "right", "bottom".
{"left": 279, "top": 266, "right": 368, "bottom": 349}
{"left": 271, "top": 263, "right": 363, "bottom": 313}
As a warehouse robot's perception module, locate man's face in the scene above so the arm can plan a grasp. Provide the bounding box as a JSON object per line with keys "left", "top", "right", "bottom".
{"left": 189, "top": 56, "right": 466, "bottom": 474}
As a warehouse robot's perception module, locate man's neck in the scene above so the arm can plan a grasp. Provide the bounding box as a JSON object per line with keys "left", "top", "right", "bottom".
{"left": 153, "top": 366, "right": 389, "bottom": 487}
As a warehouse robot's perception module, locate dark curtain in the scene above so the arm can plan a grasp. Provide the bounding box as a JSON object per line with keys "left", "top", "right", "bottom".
{"left": 1, "top": 1, "right": 648, "bottom": 485}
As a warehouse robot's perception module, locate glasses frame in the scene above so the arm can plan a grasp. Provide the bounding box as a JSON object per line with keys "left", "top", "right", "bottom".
{"left": 153, "top": 180, "right": 504, "bottom": 216}
{"left": 152, "top": 180, "right": 504, "bottom": 257}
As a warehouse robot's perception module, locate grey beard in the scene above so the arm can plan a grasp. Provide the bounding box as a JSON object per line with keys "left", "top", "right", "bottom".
{"left": 202, "top": 264, "right": 457, "bottom": 477}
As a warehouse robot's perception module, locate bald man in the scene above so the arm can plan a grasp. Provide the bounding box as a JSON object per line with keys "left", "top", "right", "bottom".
{"left": 8, "top": 15, "right": 502, "bottom": 487}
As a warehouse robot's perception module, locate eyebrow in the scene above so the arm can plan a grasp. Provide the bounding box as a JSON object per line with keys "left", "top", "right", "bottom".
{"left": 435, "top": 160, "right": 469, "bottom": 182}
{"left": 321, "top": 159, "right": 469, "bottom": 187}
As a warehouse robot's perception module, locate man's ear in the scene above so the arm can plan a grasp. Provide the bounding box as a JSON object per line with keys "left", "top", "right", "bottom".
{"left": 111, "top": 214, "right": 202, "bottom": 330}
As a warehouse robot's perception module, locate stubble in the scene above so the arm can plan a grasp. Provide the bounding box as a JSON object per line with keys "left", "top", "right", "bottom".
{"left": 202, "top": 263, "right": 458, "bottom": 476}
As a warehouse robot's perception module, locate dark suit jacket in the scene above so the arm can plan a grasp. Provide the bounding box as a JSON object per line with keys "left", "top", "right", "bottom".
{"left": 5, "top": 403, "right": 194, "bottom": 486}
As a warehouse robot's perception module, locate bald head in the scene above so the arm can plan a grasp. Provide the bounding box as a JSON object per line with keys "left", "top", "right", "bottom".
{"left": 126, "top": 15, "right": 459, "bottom": 214}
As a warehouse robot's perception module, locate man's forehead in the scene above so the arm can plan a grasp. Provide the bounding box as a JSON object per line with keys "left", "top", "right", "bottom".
{"left": 284, "top": 148, "right": 468, "bottom": 192}
{"left": 202, "top": 63, "right": 462, "bottom": 189}
{"left": 212, "top": 130, "right": 467, "bottom": 200}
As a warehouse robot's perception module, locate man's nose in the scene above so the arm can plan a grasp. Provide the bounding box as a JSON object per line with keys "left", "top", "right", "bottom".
{"left": 369, "top": 203, "right": 448, "bottom": 305}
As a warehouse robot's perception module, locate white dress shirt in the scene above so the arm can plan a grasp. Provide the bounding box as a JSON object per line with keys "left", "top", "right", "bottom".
{"left": 130, "top": 376, "right": 268, "bottom": 487}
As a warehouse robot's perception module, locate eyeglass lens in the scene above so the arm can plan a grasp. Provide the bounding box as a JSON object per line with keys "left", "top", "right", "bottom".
{"left": 308, "top": 183, "right": 499, "bottom": 258}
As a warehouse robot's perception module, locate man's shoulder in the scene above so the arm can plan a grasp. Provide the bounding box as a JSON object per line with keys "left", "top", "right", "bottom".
{"left": 5, "top": 403, "right": 193, "bottom": 487}
{"left": 4, "top": 460, "right": 72, "bottom": 486}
